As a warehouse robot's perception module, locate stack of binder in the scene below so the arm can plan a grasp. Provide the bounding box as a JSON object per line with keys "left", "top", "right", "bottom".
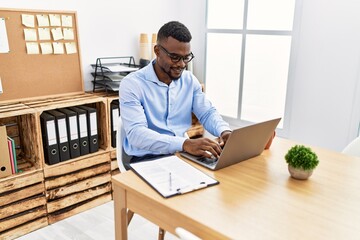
{"left": 40, "top": 105, "right": 99, "bottom": 165}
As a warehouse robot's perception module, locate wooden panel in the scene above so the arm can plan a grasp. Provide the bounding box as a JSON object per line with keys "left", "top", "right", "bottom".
{"left": 24, "top": 93, "right": 104, "bottom": 111}
{"left": 47, "top": 183, "right": 111, "bottom": 213}
{"left": 111, "top": 159, "right": 119, "bottom": 171}
{"left": 48, "top": 193, "right": 111, "bottom": 224}
{"left": 0, "top": 102, "right": 34, "bottom": 118}
{"left": 45, "top": 163, "right": 110, "bottom": 190}
{"left": 0, "top": 195, "right": 47, "bottom": 220}
{"left": 0, "top": 206, "right": 47, "bottom": 232}
{"left": 110, "top": 149, "right": 120, "bottom": 176}
{"left": 0, "top": 217, "right": 48, "bottom": 240}
{"left": 110, "top": 150, "right": 117, "bottom": 160}
{"left": 0, "top": 183, "right": 45, "bottom": 206}
{"left": 0, "top": 8, "right": 83, "bottom": 102}
{"left": 112, "top": 169, "right": 120, "bottom": 176}
{"left": 46, "top": 173, "right": 111, "bottom": 200}
{"left": 0, "top": 170, "right": 43, "bottom": 194}
{"left": 18, "top": 113, "right": 43, "bottom": 169}
{"left": 43, "top": 152, "right": 110, "bottom": 177}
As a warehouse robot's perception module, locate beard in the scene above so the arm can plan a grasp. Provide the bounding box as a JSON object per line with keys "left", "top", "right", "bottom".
{"left": 162, "top": 65, "right": 185, "bottom": 80}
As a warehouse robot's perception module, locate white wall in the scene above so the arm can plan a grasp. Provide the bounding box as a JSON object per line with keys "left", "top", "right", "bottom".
{"left": 2, "top": 0, "right": 359, "bottom": 151}
{"left": 287, "top": 0, "right": 360, "bottom": 151}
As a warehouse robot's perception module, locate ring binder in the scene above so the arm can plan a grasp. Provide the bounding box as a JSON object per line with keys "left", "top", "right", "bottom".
{"left": 47, "top": 110, "right": 71, "bottom": 162}
{"left": 40, "top": 112, "right": 60, "bottom": 165}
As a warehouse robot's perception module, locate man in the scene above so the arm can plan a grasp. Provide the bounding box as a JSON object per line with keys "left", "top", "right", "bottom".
{"left": 119, "top": 21, "right": 232, "bottom": 167}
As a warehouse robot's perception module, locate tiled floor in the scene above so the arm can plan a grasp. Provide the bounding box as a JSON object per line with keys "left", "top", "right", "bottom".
{"left": 16, "top": 201, "right": 179, "bottom": 240}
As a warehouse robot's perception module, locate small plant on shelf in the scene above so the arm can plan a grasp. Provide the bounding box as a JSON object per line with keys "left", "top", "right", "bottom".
{"left": 285, "top": 145, "right": 319, "bottom": 180}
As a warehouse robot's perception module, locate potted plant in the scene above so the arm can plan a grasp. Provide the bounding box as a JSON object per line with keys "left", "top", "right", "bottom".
{"left": 285, "top": 145, "right": 319, "bottom": 180}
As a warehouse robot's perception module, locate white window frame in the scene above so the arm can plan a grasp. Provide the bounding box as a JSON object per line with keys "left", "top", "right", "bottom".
{"left": 204, "top": 0, "right": 303, "bottom": 138}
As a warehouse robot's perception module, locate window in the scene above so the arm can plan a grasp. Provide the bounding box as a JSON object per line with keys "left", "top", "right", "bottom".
{"left": 205, "top": 0, "right": 296, "bottom": 129}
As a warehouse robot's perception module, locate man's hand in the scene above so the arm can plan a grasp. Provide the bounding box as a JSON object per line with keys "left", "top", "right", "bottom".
{"left": 183, "top": 138, "right": 222, "bottom": 158}
{"left": 219, "top": 130, "right": 232, "bottom": 147}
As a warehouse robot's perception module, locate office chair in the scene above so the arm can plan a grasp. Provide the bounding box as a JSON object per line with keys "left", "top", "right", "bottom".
{"left": 342, "top": 136, "right": 360, "bottom": 157}
{"left": 175, "top": 227, "right": 202, "bottom": 240}
{"left": 116, "top": 117, "right": 166, "bottom": 240}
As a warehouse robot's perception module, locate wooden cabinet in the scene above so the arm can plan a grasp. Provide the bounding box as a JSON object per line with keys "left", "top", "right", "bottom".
{"left": 0, "top": 93, "right": 116, "bottom": 239}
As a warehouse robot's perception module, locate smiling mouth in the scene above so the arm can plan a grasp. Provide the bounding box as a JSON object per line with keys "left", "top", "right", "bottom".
{"left": 172, "top": 68, "right": 184, "bottom": 74}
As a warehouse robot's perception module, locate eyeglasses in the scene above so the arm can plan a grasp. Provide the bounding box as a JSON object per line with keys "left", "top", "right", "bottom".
{"left": 157, "top": 45, "right": 194, "bottom": 63}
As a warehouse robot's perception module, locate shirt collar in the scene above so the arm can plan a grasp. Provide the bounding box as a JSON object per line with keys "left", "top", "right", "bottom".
{"left": 144, "top": 59, "right": 179, "bottom": 88}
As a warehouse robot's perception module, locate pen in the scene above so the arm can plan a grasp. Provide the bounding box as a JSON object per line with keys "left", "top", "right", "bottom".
{"left": 169, "top": 172, "right": 172, "bottom": 191}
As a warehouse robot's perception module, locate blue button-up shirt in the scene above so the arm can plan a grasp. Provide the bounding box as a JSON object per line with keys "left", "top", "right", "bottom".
{"left": 119, "top": 60, "right": 231, "bottom": 157}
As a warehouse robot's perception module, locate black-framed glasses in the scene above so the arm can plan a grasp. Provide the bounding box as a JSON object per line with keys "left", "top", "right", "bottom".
{"left": 157, "top": 45, "right": 194, "bottom": 63}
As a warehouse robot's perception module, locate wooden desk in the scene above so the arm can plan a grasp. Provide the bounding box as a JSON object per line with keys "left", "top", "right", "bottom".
{"left": 112, "top": 138, "right": 360, "bottom": 240}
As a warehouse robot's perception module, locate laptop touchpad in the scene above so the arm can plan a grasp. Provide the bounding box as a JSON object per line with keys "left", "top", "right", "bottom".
{"left": 199, "top": 157, "right": 218, "bottom": 165}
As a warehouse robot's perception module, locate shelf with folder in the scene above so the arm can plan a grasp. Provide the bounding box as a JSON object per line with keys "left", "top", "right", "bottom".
{"left": 0, "top": 104, "right": 48, "bottom": 239}
{"left": 91, "top": 56, "right": 139, "bottom": 93}
{"left": 0, "top": 104, "right": 43, "bottom": 175}
{"left": 25, "top": 93, "right": 113, "bottom": 225}
{"left": 24, "top": 93, "right": 109, "bottom": 167}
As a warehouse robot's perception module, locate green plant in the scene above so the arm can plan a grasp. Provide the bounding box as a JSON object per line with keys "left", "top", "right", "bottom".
{"left": 285, "top": 145, "right": 319, "bottom": 171}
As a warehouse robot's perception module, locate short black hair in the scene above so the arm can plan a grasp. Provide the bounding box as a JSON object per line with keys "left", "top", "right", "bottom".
{"left": 157, "top": 21, "right": 192, "bottom": 43}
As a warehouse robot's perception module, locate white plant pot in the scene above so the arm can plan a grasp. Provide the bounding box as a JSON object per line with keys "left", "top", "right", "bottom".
{"left": 288, "top": 165, "right": 313, "bottom": 180}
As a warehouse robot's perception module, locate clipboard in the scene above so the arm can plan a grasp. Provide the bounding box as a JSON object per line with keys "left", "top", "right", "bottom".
{"left": 130, "top": 155, "right": 219, "bottom": 198}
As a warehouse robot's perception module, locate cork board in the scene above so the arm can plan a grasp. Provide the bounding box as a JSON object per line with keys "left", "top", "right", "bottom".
{"left": 0, "top": 8, "right": 84, "bottom": 102}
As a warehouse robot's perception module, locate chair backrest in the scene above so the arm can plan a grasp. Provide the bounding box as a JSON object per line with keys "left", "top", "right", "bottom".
{"left": 116, "top": 117, "right": 127, "bottom": 172}
{"left": 342, "top": 137, "right": 360, "bottom": 157}
{"left": 175, "top": 227, "right": 201, "bottom": 240}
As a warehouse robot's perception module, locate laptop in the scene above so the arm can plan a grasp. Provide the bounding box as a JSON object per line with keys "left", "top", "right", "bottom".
{"left": 180, "top": 118, "right": 281, "bottom": 170}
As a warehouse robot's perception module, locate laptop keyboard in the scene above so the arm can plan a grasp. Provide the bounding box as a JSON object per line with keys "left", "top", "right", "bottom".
{"left": 198, "top": 156, "right": 218, "bottom": 166}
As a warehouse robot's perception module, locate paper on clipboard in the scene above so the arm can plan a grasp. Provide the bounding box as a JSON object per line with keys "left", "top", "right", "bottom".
{"left": 130, "top": 155, "right": 219, "bottom": 198}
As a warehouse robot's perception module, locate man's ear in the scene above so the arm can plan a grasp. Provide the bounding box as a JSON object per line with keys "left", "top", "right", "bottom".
{"left": 154, "top": 45, "right": 160, "bottom": 57}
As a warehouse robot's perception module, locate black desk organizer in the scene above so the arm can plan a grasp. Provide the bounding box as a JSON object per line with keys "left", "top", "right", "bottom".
{"left": 91, "top": 56, "right": 139, "bottom": 92}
